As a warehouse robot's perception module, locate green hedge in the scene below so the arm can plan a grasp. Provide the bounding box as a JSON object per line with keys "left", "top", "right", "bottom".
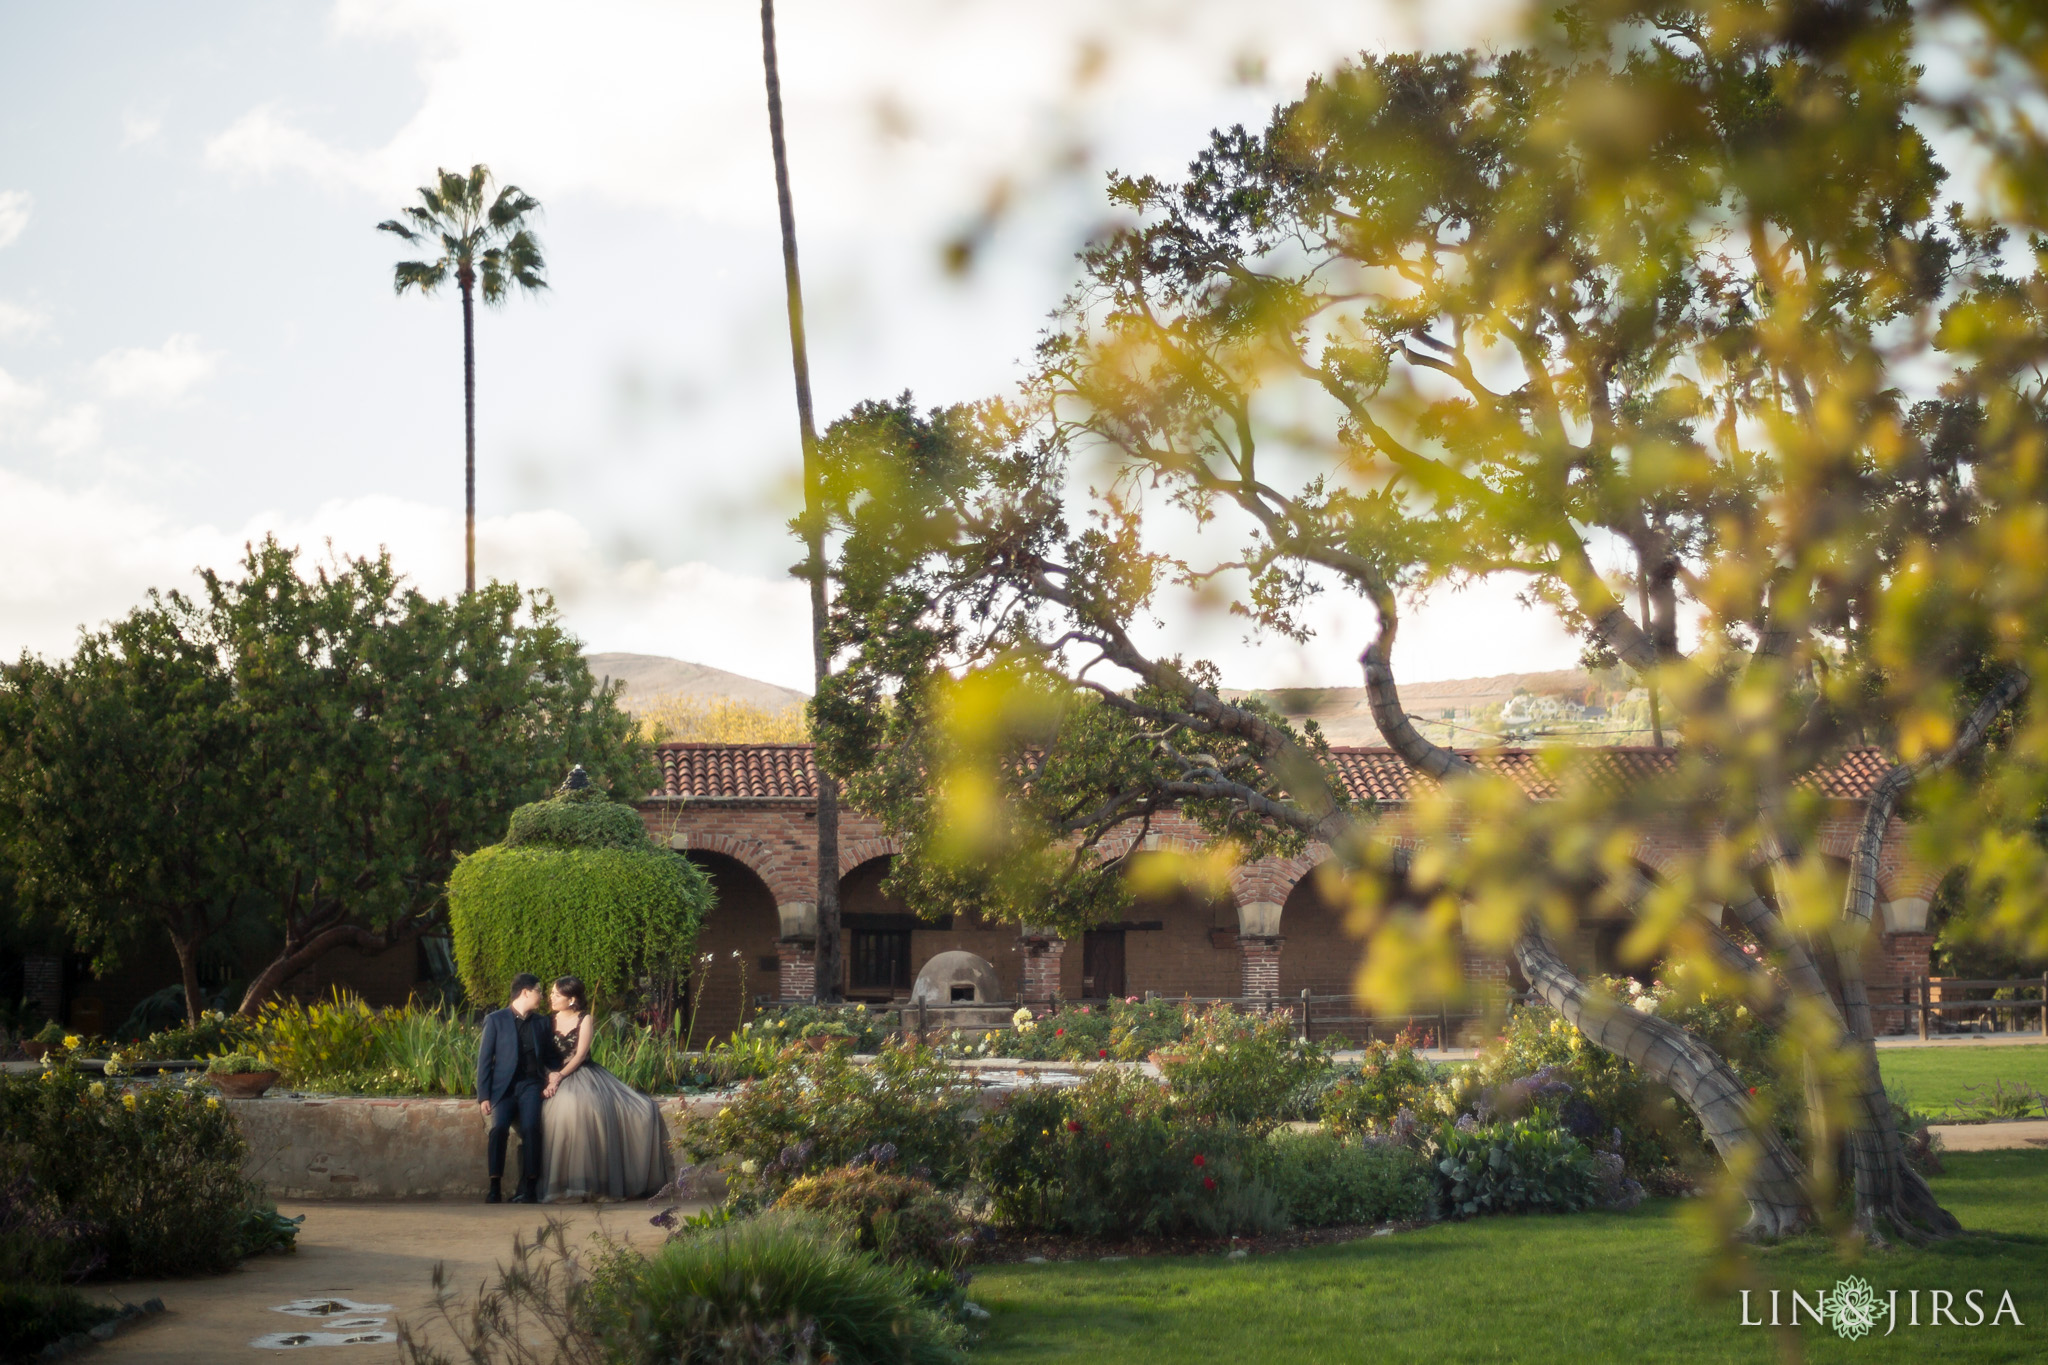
{"left": 448, "top": 789, "right": 711, "bottom": 1013}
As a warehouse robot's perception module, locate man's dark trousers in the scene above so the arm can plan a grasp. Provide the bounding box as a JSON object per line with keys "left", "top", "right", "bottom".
{"left": 487, "top": 1078, "right": 544, "bottom": 1190}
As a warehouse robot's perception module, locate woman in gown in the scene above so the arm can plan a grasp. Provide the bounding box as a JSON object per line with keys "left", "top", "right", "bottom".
{"left": 539, "top": 976, "right": 674, "bottom": 1202}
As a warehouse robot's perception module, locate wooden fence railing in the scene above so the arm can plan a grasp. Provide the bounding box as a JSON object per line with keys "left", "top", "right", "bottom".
{"left": 1131, "top": 990, "right": 1540, "bottom": 1048}
{"left": 1900, "top": 975, "right": 2048, "bottom": 1041}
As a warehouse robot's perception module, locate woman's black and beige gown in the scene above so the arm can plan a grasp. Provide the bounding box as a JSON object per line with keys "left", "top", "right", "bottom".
{"left": 540, "top": 1017, "right": 674, "bottom": 1202}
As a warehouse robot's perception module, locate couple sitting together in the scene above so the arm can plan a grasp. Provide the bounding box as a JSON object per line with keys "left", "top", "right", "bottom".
{"left": 476, "top": 973, "right": 673, "bottom": 1204}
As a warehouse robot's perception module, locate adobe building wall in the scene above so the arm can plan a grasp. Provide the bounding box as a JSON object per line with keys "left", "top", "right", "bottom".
{"left": 638, "top": 790, "right": 1941, "bottom": 1035}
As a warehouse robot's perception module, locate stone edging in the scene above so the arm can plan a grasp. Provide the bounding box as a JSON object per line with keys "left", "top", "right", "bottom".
{"left": 38, "top": 1297, "right": 165, "bottom": 1361}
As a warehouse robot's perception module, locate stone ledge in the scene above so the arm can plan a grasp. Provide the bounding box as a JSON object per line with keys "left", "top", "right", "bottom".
{"left": 230, "top": 1094, "right": 714, "bottom": 1200}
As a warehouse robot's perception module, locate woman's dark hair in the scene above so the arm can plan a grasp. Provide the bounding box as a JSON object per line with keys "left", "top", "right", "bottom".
{"left": 550, "top": 975, "right": 589, "bottom": 1014}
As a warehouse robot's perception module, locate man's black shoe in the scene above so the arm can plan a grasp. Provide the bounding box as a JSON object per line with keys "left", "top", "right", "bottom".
{"left": 485, "top": 1186, "right": 502, "bottom": 1204}
{"left": 510, "top": 1187, "right": 538, "bottom": 1204}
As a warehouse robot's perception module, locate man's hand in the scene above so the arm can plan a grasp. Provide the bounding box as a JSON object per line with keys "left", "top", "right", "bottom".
{"left": 543, "top": 1083, "right": 558, "bottom": 1099}
{"left": 479, "top": 1099, "right": 492, "bottom": 1118}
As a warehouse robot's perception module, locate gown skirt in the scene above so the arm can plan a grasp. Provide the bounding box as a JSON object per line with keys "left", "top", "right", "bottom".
{"left": 540, "top": 1062, "right": 674, "bottom": 1202}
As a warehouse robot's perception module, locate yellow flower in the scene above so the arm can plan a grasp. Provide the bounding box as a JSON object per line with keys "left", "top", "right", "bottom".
{"left": 87, "top": 1081, "right": 107, "bottom": 1100}
{"left": 121, "top": 1093, "right": 137, "bottom": 1110}
{"left": 62, "top": 1034, "right": 82, "bottom": 1050}
{"left": 206, "top": 1097, "right": 221, "bottom": 1110}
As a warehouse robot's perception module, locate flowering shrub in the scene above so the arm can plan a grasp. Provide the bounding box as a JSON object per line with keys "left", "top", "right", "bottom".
{"left": 956, "top": 997, "right": 1194, "bottom": 1062}
{"left": 1154, "top": 1007, "right": 1332, "bottom": 1133}
{"left": 692, "top": 1041, "right": 975, "bottom": 1200}
{"left": 1319, "top": 1035, "right": 1439, "bottom": 1136}
{"left": 1466, "top": 978, "right": 1795, "bottom": 1174}
{"left": 109, "top": 1009, "right": 258, "bottom": 1062}
{"left": 1253, "top": 1130, "right": 1435, "bottom": 1228}
{"left": 1430, "top": 1117, "right": 1602, "bottom": 1218}
{"left": 0, "top": 1065, "right": 260, "bottom": 1277}
{"left": 971, "top": 1070, "right": 1280, "bottom": 1239}
{"left": 776, "top": 1165, "right": 971, "bottom": 1271}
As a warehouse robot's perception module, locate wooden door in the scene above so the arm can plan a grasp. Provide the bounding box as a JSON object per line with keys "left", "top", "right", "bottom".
{"left": 1082, "top": 930, "right": 1126, "bottom": 1000}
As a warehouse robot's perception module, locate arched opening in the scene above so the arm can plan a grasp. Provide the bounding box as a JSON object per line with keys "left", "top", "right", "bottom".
{"left": 840, "top": 856, "right": 920, "bottom": 1001}
{"left": 1278, "top": 861, "right": 1373, "bottom": 1001}
{"left": 681, "top": 851, "right": 780, "bottom": 1045}
{"left": 1121, "top": 853, "right": 1239, "bottom": 1001}
{"left": 835, "top": 855, "right": 1026, "bottom": 1003}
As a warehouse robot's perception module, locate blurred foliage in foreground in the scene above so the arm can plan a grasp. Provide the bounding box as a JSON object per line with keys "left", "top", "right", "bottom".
{"left": 807, "top": 0, "right": 2048, "bottom": 1242}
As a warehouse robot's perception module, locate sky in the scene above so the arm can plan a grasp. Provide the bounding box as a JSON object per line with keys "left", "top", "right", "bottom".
{"left": 0, "top": 0, "right": 1573, "bottom": 694}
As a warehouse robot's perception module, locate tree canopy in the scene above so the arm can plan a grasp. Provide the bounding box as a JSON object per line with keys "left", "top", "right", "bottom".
{"left": 0, "top": 539, "right": 650, "bottom": 1022}
{"left": 447, "top": 783, "right": 711, "bottom": 1015}
{"left": 815, "top": 0, "right": 2048, "bottom": 1242}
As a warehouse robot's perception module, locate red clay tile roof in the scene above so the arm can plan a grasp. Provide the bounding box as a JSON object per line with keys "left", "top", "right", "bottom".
{"left": 653, "top": 742, "right": 1894, "bottom": 805}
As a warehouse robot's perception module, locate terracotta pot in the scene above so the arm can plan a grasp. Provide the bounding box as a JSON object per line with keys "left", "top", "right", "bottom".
{"left": 210, "top": 1070, "right": 280, "bottom": 1099}
{"left": 21, "top": 1041, "right": 48, "bottom": 1061}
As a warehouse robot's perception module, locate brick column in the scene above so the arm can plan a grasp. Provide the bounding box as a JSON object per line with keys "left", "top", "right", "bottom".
{"left": 1239, "top": 936, "right": 1282, "bottom": 1002}
{"left": 777, "top": 941, "right": 817, "bottom": 1003}
{"left": 22, "top": 953, "right": 62, "bottom": 1025}
{"left": 1019, "top": 935, "right": 1065, "bottom": 1007}
{"left": 1874, "top": 931, "right": 1933, "bottom": 1035}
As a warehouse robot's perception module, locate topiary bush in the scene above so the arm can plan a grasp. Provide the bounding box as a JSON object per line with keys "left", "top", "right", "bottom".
{"left": 448, "top": 785, "right": 711, "bottom": 1013}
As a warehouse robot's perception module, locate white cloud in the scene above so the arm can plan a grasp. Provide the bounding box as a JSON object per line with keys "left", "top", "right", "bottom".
{"left": 121, "top": 111, "right": 164, "bottom": 148}
{"left": 90, "top": 334, "right": 222, "bottom": 404}
{"left": 204, "top": 105, "right": 380, "bottom": 191}
{"left": 206, "top": 0, "right": 1525, "bottom": 232}
{"left": 0, "top": 299, "right": 50, "bottom": 341}
{"left": 0, "top": 191, "right": 30, "bottom": 249}
{"left": 0, "top": 469, "right": 818, "bottom": 689}
{"left": 0, "top": 365, "right": 41, "bottom": 426}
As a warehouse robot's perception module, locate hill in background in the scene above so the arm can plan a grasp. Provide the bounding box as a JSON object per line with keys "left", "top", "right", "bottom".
{"left": 584, "top": 653, "right": 809, "bottom": 743}
{"left": 1228, "top": 669, "right": 1658, "bottom": 747}
{"left": 586, "top": 653, "right": 809, "bottom": 714}
{"left": 585, "top": 653, "right": 1658, "bottom": 748}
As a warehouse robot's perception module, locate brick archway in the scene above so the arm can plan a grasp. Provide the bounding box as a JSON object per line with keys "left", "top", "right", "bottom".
{"left": 663, "top": 831, "right": 811, "bottom": 908}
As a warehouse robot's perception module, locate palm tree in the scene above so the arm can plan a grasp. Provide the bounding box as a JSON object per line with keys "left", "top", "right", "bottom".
{"left": 760, "top": 0, "right": 842, "bottom": 1002}
{"left": 377, "top": 165, "right": 547, "bottom": 595}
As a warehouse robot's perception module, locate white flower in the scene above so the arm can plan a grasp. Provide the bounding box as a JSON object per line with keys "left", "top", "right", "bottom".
{"left": 1012, "top": 1007, "right": 1034, "bottom": 1026}
{"left": 739, "top": 1159, "right": 759, "bottom": 1176}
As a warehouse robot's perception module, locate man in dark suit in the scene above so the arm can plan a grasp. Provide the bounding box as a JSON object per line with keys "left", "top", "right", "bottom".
{"left": 477, "top": 973, "right": 557, "bottom": 1203}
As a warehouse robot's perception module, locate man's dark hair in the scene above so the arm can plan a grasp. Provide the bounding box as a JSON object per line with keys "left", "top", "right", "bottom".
{"left": 508, "top": 973, "right": 542, "bottom": 1000}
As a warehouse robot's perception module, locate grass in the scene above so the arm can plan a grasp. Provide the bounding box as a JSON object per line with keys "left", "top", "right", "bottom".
{"left": 968, "top": 1151, "right": 2048, "bottom": 1363}
{"left": 1879, "top": 1045, "right": 2048, "bottom": 1120}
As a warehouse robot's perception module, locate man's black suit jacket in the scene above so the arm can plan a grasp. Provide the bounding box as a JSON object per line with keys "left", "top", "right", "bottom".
{"left": 476, "top": 1007, "right": 561, "bottom": 1107}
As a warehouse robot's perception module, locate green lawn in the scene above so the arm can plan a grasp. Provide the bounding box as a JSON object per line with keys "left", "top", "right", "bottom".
{"left": 1879, "top": 1045, "right": 2048, "bottom": 1119}
{"left": 969, "top": 1151, "right": 2048, "bottom": 1363}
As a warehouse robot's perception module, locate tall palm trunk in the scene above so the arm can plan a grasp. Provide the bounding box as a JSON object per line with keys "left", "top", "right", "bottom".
{"left": 459, "top": 264, "right": 478, "bottom": 596}
{"left": 761, "top": 0, "right": 841, "bottom": 1002}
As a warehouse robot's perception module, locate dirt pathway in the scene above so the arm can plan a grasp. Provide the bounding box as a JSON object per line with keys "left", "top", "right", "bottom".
{"left": 87, "top": 1200, "right": 679, "bottom": 1362}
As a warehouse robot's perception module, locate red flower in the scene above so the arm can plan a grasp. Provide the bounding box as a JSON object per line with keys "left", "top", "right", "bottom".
{"left": 1098, "top": 1049, "right": 1108, "bottom": 1058}
{"left": 1055, "top": 1028, "right": 1065, "bottom": 1036}
{"left": 1103, "top": 1139, "right": 1111, "bottom": 1150}
{"left": 1203, "top": 1176, "right": 1218, "bottom": 1190}
{"left": 1192, "top": 1153, "right": 1207, "bottom": 1167}
{"left": 1747, "top": 1087, "right": 1757, "bottom": 1096}
{"left": 1066, "top": 1120, "right": 1081, "bottom": 1133}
